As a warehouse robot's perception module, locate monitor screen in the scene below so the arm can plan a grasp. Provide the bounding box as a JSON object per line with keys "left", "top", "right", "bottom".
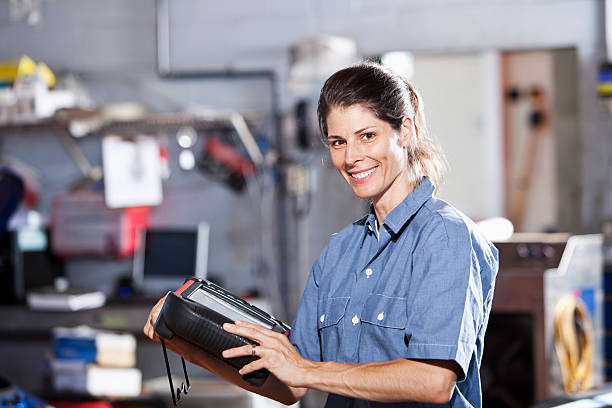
{"left": 133, "top": 223, "right": 209, "bottom": 295}
{"left": 143, "top": 230, "right": 197, "bottom": 277}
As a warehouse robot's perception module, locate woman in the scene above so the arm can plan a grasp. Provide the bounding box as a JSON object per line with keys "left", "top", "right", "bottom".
{"left": 144, "top": 62, "right": 498, "bottom": 408}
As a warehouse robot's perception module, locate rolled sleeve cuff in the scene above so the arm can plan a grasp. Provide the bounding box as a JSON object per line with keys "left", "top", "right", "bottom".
{"left": 404, "top": 341, "right": 471, "bottom": 382}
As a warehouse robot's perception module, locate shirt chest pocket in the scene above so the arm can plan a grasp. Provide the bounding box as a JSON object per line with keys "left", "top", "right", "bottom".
{"left": 317, "top": 297, "right": 349, "bottom": 329}
{"left": 359, "top": 295, "right": 408, "bottom": 361}
{"left": 317, "top": 297, "right": 349, "bottom": 361}
{"left": 361, "top": 294, "right": 407, "bottom": 329}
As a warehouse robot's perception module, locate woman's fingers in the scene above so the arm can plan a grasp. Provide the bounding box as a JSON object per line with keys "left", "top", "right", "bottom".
{"left": 222, "top": 344, "right": 257, "bottom": 359}
{"left": 238, "top": 355, "right": 267, "bottom": 375}
{"left": 222, "top": 322, "right": 308, "bottom": 387}
{"left": 222, "top": 344, "right": 269, "bottom": 375}
{"left": 223, "top": 321, "right": 276, "bottom": 344}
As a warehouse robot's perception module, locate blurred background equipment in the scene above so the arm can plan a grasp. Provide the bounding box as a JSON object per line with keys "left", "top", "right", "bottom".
{"left": 50, "top": 192, "right": 149, "bottom": 259}
{"left": 0, "top": 55, "right": 75, "bottom": 125}
{"left": 0, "top": 228, "right": 64, "bottom": 305}
{"left": 50, "top": 326, "right": 141, "bottom": 397}
{"left": 287, "top": 34, "right": 358, "bottom": 97}
{"left": 0, "top": 376, "right": 46, "bottom": 408}
{"left": 553, "top": 294, "right": 593, "bottom": 393}
{"left": 176, "top": 126, "right": 197, "bottom": 171}
{"left": 476, "top": 217, "right": 515, "bottom": 242}
{"left": 483, "top": 234, "right": 604, "bottom": 407}
{"left": 197, "top": 135, "right": 255, "bottom": 193}
{"left": 26, "top": 282, "right": 105, "bottom": 311}
{"left": 505, "top": 86, "right": 551, "bottom": 231}
{"left": 0, "top": 167, "right": 24, "bottom": 237}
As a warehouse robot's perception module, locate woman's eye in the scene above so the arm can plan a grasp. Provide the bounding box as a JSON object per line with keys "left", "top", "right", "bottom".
{"left": 362, "top": 132, "right": 375, "bottom": 141}
{"left": 329, "top": 139, "right": 345, "bottom": 147}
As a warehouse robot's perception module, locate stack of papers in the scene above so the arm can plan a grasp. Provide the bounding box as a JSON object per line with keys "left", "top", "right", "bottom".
{"left": 26, "top": 288, "right": 105, "bottom": 311}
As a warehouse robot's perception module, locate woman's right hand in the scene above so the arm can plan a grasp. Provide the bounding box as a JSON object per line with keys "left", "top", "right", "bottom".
{"left": 142, "top": 293, "right": 222, "bottom": 369}
{"left": 142, "top": 293, "right": 203, "bottom": 361}
{"left": 143, "top": 293, "right": 168, "bottom": 343}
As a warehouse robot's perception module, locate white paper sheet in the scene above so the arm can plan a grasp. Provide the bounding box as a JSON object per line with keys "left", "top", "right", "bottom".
{"left": 102, "top": 134, "right": 163, "bottom": 208}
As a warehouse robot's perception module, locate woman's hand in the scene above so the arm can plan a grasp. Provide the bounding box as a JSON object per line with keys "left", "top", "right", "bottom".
{"left": 222, "top": 321, "right": 316, "bottom": 388}
{"left": 143, "top": 293, "right": 168, "bottom": 343}
{"left": 142, "top": 293, "right": 211, "bottom": 366}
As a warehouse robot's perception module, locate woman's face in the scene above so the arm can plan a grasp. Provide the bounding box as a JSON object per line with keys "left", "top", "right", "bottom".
{"left": 326, "top": 104, "right": 413, "bottom": 206}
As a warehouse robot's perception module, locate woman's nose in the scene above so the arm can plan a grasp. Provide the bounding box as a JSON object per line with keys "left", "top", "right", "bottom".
{"left": 344, "top": 141, "right": 362, "bottom": 166}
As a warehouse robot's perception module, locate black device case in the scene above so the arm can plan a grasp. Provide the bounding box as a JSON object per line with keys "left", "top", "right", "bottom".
{"left": 154, "top": 278, "right": 290, "bottom": 386}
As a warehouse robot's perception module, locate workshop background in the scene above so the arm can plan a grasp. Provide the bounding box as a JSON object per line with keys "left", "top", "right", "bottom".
{"left": 0, "top": 1, "right": 612, "bottom": 408}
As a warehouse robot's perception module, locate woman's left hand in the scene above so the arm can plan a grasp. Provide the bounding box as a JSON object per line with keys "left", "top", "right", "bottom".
{"left": 222, "top": 320, "right": 315, "bottom": 388}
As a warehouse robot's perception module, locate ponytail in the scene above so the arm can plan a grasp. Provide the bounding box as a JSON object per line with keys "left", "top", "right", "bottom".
{"left": 404, "top": 81, "right": 447, "bottom": 192}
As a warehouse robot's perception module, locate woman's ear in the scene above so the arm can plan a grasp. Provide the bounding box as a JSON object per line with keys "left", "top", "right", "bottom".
{"left": 399, "top": 116, "right": 415, "bottom": 147}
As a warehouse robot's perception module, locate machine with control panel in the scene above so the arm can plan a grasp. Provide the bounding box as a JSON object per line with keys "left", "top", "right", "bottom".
{"left": 482, "top": 234, "right": 603, "bottom": 407}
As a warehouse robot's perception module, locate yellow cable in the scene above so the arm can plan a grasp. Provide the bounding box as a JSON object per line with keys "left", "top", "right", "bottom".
{"left": 553, "top": 295, "right": 593, "bottom": 393}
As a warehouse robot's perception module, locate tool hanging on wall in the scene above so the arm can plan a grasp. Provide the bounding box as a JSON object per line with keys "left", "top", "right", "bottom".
{"left": 197, "top": 133, "right": 255, "bottom": 192}
{"left": 192, "top": 110, "right": 264, "bottom": 193}
{"left": 506, "top": 86, "right": 551, "bottom": 231}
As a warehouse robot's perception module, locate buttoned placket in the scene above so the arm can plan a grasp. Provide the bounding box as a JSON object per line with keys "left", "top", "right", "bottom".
{"left": 342, "top": 222, "right": 396, "bottom": 360}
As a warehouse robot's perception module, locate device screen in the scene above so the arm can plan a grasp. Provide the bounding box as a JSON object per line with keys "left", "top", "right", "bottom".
{"left": 187, "top": 288, "right": 272, "bottom": 329}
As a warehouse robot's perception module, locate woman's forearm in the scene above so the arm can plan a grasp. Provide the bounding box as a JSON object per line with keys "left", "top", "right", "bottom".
{"left": 222, "top": 321, "right": 458, "bottom": 405}
{"left": 298, "top": 358, "right": 457, "bottom": 404}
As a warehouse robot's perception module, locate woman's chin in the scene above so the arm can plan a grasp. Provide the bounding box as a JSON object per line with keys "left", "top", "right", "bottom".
{"left": 349, "top": 186, "right": 375, "bottom": 200}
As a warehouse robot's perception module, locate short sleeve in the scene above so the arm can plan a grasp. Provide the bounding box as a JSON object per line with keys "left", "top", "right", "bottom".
{"left": 289, "top": 259, "right": 322, "bottom": 362}
{"left": 404, "top": 220, "right": 484, "bottom": 381}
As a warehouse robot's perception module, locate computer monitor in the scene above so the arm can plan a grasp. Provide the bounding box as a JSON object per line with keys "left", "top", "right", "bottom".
{"left": 132, "top": 223, "right": 209, "bottom": 296}
{"left": 0, "top": 228, "right": 64, "bottom": 303}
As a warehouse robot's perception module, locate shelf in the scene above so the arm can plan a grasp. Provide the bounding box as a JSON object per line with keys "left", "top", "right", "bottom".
{"left": 0, "top": 302, "right": 155, "bottom": 337}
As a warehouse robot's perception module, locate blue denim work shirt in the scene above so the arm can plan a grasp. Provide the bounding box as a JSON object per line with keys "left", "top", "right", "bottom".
{"left": 289, "top": 177, "right": 498, "bottom": 408}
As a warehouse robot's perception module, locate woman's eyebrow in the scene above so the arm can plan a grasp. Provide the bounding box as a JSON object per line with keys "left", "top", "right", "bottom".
{"left": 327, "top": 126, "right": 376, "bottom": 139}
{"left": 354, "top": 126, "right": 376, "bottom": 134}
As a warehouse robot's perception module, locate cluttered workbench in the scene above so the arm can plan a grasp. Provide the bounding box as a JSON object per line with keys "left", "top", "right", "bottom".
{"left": 0, "top": 301, "right": 155, "bottom": 397}
{"left": 0, "top": 300, "right": 293, "bottom": 408}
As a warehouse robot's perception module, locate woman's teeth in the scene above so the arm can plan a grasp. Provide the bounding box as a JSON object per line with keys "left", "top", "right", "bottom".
{"left": 351, "top": 167, "right": 377, "bottom": 179}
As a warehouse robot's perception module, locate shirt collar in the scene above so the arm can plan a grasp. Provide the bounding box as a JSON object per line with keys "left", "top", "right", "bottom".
{"left": 363, "top": 177, "right": 435, "bottom": 239}
{"left": 360, "top": 212, "right": 378, "bottom": 247}
{"left": 384, "top": 177, "right": 435, "bottom": 235}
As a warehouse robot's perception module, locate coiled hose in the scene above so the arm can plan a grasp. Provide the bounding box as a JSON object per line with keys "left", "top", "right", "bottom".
{"left": 553, "top": 294, "right": 593, "bottom": 393}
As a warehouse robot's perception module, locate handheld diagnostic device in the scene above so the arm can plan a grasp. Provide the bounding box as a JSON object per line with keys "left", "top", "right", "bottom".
{"left": 154, "top": 278, "right": 290, "bottom": 405}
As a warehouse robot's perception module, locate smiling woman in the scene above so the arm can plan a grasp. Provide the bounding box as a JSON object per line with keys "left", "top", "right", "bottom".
{"left": 144, "top": 62, "right": 499, "bottom": 408}
{"left": 325, "top": 104, "right": 415, "bottom": 221}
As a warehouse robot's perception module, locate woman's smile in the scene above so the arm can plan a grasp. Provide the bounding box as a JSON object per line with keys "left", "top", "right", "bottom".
{"left": 348, "top": 166, "right": 378, "bottom": 182}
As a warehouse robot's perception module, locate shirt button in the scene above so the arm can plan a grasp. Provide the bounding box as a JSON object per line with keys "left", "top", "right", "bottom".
{"left": 377, "top": 312, "right": 384, "bottom": 321}
{"left": 365, "top": 268, "right": 373, "bottom": 278}
{"left": 352, "top": 315, "right": 360, "bottom": 325}
{"left": 320, "top": 314, "right": 325, "bottom": 323}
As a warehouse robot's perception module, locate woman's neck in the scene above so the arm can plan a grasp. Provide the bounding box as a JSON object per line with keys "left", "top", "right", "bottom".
{"left": 372, "top": 176, "right": 417, "bottom": 226}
